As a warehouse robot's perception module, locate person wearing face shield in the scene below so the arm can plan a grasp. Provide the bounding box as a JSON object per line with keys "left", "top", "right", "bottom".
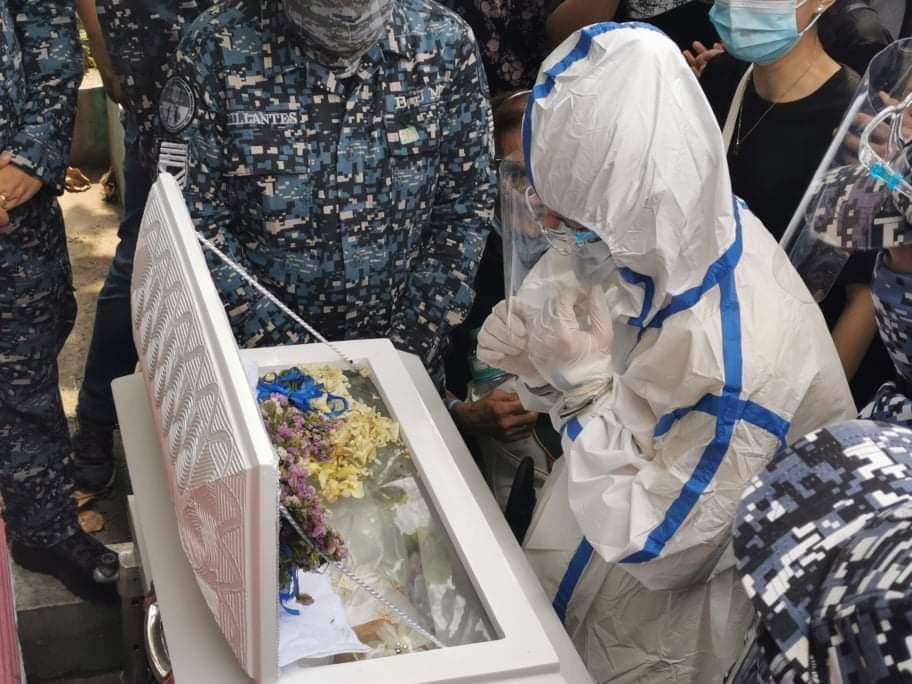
{"left": 477, "top": 23, "right": 856, "bottom": 682}
{"left": 699, "top": 0, "right": 896, "bottom": 409}
{"left": 786, "top": 39, "right": 912, "bottom": 429}
{"left": 157, "top": 0, "right": 494, "bottom": 391}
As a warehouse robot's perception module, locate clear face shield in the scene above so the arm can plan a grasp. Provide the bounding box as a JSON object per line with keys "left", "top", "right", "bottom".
{"left": 500, "top": 153, "right": 614, "bottom": 332}
{"left": 783, "top": 40, "right": 912, "bottom": 301}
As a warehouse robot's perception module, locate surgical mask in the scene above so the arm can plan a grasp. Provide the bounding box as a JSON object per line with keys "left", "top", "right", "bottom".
{"left": 548, "top": 223, "right": 600, "bottom": 256}
{"left": 283, "top": 0, "right": 393, "bottom": 75}
{"left": 709, "top": 0, "right": 825, "bottom": 66}
{"left": 873, "top": 254, "right": 912, "bottom": 384}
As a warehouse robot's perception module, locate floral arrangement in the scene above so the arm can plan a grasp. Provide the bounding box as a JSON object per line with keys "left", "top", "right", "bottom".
{"left": 257, "top": 366, "right": 402, "bottom": 584}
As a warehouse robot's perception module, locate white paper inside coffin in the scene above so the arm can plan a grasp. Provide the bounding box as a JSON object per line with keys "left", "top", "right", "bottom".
{"left": 130, "top": 174, "right": 563, "bottom": 682}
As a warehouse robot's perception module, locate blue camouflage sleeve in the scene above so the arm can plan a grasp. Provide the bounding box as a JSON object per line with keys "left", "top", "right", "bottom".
{"left": 7, "top": 0, "right": 82, "bottom": 193}
{"left": 389, "top": 28, "right": 495, "bottom": 387}
{"left": 160, "top": 21, "right": 295, "bottom": 348}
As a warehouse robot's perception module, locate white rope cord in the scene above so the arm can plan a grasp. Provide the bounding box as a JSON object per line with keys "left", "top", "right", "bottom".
{"left": 279, "top": 506, "right": 446, "bottom": 650}
{"left": 196, "top": 233, "right": 359, "bottom": 368}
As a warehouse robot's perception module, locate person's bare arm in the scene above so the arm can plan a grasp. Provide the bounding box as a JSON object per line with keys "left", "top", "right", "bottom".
{"left": 449, "top": 389, "right": 539, "bottom": 442}
{"left": 887, "top": 246, "right": 912, "bottom": 274}
{"left": 831, "top": 283, "right": 877, "bottom": 381}
{"left": 546, "top": 0, "right": 620, "bottom": 48}
{"left": 75, "top": 0, "right": 123, "bottom": 102}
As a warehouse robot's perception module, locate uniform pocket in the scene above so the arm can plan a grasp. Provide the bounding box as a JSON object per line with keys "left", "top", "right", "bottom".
{"left": 224, "top": 127, "right": 319, "bottom": 249}
{"left": 383, "top": 99, "right": 440, "bottom": 211}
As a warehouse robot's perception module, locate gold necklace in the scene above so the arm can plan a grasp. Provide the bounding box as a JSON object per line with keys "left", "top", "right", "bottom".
{"left": 733, "top": 61, "right": 816, "bottom": 157}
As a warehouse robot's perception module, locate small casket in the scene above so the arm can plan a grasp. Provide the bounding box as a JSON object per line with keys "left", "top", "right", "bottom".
{"left": 130, "top": 174, "right": 576, "bottom": 683}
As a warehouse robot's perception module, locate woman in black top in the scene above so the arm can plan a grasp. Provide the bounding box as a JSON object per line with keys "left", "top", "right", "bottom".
{"left": 702, "top": 0, "right": 890, "bottom": 406}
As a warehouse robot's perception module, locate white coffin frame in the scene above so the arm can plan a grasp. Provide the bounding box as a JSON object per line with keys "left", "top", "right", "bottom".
{"left": 130, "top": 174, "right": 568, "bottom": 682}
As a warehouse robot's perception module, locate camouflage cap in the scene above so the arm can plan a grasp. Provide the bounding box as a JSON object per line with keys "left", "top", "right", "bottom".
{"left": 734, "top": 420, "right": 912, "bottom": 682}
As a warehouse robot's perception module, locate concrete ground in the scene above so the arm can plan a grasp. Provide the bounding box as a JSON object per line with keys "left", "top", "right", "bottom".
{"left": 57, "top": 172, "right": 132, "bottom": 548}
{"left": 11, "top": 175, "right": 134, "bottom": 683}
{"left": 58, "top": 173, "right": 121, "bottom": 421}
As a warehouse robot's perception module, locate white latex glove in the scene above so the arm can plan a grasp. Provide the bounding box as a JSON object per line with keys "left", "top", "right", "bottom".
{"left": 477, "top": 300, "right": 545, "bottom": 384}
{"left": 527, "top": 287, "right": 614, "bottom": 399}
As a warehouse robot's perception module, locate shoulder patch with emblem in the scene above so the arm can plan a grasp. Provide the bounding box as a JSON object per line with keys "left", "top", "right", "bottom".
{"left": 159, "top": 76, "right": 196, "bottom": 134}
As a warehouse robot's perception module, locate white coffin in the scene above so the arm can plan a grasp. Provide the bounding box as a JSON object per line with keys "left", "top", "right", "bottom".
{"left": 130, "top": 174, "right": 582, "bottom": 682}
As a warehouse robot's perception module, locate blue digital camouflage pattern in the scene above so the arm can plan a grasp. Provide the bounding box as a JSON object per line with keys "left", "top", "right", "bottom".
{"left": 861, "top": 380, "right": 912, "bottom": 425}
{"left": 0, "top": 0, "right": 82, "bottom": 545}
{"left": 95, "top": 0, "right": 216, "bottom": 172}
{"left": 282, "top": 0, "right": 394, "bottom": 68}
{"left": 872, "top": 253, "right": 912, "bottom": 384}
{"left": 729, "top": 421, "right": 912, "bottom": 683}
{"left": 856, "top": 254, "right": 912, "bottom": 426}
{"left": 162, "top": 0, "right": 495, "bottom": 389}
{"left": 1, "top": 0, "right": 83, "bottom": 193}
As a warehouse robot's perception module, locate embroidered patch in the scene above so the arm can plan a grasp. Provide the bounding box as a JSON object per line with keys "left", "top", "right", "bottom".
{"left": 159, "top": 77, "right": 196, "bottom": 134}
{"left": 226, "top": 111, "right": 300, "bottom": 127}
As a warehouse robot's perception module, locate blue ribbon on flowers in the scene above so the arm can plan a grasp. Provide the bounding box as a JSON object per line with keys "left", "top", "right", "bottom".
{"left": 257, "top": 368, "right": 349, "bottom": 416}
{"left": 279, "top": 564, "right": 301, "bottom": 616}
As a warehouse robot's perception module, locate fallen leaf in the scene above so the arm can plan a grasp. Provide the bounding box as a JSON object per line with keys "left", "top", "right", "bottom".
{"left": 74, "top": 489, "right": 98, "bottom": 508}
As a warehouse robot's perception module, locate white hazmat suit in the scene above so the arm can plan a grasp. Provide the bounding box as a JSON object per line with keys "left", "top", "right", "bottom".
{"left": 483, "top": 23, "right": 857, "bottom": 682}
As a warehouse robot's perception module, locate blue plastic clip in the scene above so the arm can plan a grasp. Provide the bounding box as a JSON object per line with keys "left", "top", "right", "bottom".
{"left": 870, "top": 162, "right": 904, "bottom": 191}
{"left": 256, "top": 369, "right": 350, "bottom": 416}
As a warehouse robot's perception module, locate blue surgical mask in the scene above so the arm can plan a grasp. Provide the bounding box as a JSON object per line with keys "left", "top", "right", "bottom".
{"left": 873, "top": 253, "right": 912, "bottom": 384}
{"left": 709, "top": 0, "right": 823, "bottom": 66}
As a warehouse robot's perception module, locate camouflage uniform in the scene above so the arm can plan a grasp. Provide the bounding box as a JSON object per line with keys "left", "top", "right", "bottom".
{"left": 728, "top": 421, "right": 912, "bottom": 682}
{"left": 77, "top": 0, "right": 214, "bottom": 429}
{"left": 859, "top": 255, "right": 912, "bottom": 426}
{"left": 161, "top": 0, "right": 495, "bottom": 389}
{"left": 0, "top": 0, "right": 82, "bottom": 545}
{"left": 95, "top": 0, "right": 217, "bottom": 175}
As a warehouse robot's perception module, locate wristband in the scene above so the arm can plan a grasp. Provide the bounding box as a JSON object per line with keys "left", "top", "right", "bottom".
{"left": 446, "top": 398, "right": 463, "bottom": 414}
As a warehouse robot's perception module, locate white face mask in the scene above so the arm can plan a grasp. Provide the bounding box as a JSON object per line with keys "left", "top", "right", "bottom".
{"left": 283, "top": 0, "right": 393, "bottom": 74}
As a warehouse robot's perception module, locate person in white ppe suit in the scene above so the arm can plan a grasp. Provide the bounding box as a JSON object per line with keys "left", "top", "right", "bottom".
{"left": 478, "top": 23, "right": 857, "bottom": 683}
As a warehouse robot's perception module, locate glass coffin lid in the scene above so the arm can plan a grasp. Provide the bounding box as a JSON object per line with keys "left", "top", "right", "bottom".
{"left": 130, "top": 174, "right": 566, "bottom": 683}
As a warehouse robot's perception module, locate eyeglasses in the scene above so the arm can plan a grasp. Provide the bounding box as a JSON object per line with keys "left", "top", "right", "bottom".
{"left": 524, "top": 186, "right": 599, "bottom": 255}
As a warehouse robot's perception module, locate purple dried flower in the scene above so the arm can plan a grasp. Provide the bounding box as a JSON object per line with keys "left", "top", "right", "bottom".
{"left": 258, "top": 373, "right": 346, "bottom": 576}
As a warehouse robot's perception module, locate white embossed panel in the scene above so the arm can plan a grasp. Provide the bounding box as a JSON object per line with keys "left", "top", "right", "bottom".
{"left": 131, "top": 175, "right": 278, "bottom": 682}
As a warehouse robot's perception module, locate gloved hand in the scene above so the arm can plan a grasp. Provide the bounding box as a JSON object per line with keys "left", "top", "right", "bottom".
{"left": 527, "top": 287, "right": 614, "bottom": 401}
{"left": 478, "top": 300, "right": 545, "bottom": 384}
